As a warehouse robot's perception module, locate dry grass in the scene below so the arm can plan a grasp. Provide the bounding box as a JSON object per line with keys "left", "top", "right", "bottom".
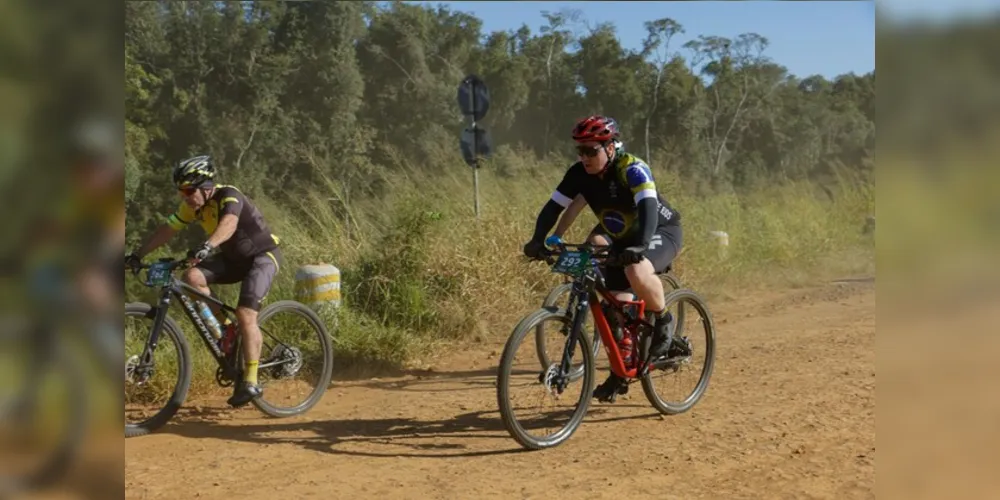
{"left": 127, "top": 153, "right": 874, "bottom": 390}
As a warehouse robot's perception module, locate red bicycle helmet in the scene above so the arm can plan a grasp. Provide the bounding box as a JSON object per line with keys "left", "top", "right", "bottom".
{"left": 572, "top": 115, "right": 619, "bottom": 143}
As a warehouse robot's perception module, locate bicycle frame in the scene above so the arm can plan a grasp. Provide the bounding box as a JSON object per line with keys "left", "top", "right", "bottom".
{"left": 142, "top": 274, "right": 238, "bottom": 369}
{"left": 558, "top": 254, "right": 655, "bottom": 380}
{"left": 592, "top": 290, "right": 650, "bottom": 379}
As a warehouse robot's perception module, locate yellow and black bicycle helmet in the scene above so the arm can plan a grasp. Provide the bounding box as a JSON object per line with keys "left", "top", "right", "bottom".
{"left": 172, "top": 155, "right": 215, "bottom": 189}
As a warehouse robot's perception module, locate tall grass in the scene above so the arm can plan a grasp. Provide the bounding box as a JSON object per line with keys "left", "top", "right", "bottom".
{"left": 126, "top": 151, "right": 874, "bottom": 387}
{"left": 261, "top": 156, "right": 874, "bottom": 371}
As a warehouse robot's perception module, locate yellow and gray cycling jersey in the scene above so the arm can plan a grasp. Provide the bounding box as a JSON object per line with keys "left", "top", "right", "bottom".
{"left": 167, "top": 184, "right": 279, "bottom": 260}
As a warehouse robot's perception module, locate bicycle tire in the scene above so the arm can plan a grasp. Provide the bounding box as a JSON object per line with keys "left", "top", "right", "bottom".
{"left": 498, "top": 307, "right": 595, "bottom": 450}
{"left": 535, "top": 282, "right": 599, "bottom": 380}
{"left": 250, "top": 300, "right": 334, "bottom": 418}
{"left": 661, "top": 274, "right": 686, "bottom": 339}
{"left": 640, "top": 288, "right": 716, "bottom": 415}
{"left": 125, "top": 302, "right": 192, "bottom": 438}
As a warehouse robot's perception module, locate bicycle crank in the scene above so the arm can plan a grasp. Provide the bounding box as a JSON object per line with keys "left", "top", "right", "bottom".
{"left": 215, "top": 366, "right": 236, "bottom": 387}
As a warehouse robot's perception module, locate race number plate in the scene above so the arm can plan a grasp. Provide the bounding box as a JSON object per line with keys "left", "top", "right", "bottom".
{"left": 145, "top": 262, "right": 173, "bottom": 287}
{"left": 551, "top": 250, "right": 590, "bottom": 278}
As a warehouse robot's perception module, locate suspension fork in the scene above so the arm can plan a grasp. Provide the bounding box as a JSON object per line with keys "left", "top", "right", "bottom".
{"left": 139, "top": 286, "right": 175, "bottom": 366}
{"left": 558, "top": 286, "right": 590, "bottom": 376}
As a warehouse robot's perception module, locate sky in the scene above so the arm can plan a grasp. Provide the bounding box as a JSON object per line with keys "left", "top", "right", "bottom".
{"left": 406, "top": 1, "right": 877, "bottom": 80}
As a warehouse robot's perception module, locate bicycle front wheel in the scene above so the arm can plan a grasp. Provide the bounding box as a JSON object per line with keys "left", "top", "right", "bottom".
{"left": 125, "top": 302, "right": 192, "bottom": 438}
{"left": 498, "top": 307, "right": 595, "bottom": 450}
{"left": 249, "top": 300, "right": 334, "bottom": 418}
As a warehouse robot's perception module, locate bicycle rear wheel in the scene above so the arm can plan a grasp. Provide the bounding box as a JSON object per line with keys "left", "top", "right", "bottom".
{"left": 248, "top": 300, "right": 334, "bottom": 418}
{"left": 641, "top": 289, "right": 716, "bottom": 415}
{"left": 498, "top": 307, "right": 595, "bottom": 450}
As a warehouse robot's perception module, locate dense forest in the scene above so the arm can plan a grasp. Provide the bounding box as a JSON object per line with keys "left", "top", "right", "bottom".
{"left": 116, "top": 2, "right": 1000, "bottom": 364}
{"left": 125, "top": 1, "right": 875, "bottom": 247}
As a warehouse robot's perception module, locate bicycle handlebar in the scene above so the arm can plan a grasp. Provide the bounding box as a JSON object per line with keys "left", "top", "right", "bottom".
{"left": 126, "top": 257, "right": 191, "bottom": 275}
{"left": 530, "top": 242, "right": 633, "bottom": 268}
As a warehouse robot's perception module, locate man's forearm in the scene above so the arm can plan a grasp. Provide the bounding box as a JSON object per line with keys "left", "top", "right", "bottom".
{"left": 205, "top": 214, "right": 238, "bottom": 248}
{"left": 136, "top": 224, "right": 177, "bottom": 258}
{"left": 553, "top": 195, "right": 586, "bottom": 237}
{"left": 531, "top": 201, "right": 564, "bottom": 243}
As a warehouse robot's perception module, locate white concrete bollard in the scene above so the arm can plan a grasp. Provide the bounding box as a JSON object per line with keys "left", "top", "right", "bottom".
{"left": 709, "top": 230, "right": 730, "bottom": 259}
{"left": 294, "top": 264, "right": 342, "bottom": 310}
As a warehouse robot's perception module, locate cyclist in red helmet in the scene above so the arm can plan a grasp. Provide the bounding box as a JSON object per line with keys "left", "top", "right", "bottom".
{"left": 523, "top": 115, "right": 686, "bottom": 403}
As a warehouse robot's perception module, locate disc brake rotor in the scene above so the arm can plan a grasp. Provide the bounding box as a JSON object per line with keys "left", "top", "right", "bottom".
{"left": 125, "top": 355, "right": 144, "bottom": 384}
{"left": 541, "top": 363, "right": 563, "bottom": 396}
{"left": 268, "top": 345, "right": 303, "bottom": 379}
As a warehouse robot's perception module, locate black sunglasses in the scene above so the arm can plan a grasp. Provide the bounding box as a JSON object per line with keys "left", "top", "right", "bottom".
{"left": 178, "top": 186, "right": 199, "bottom": 196}
{"left": 575, "top": 144, "right": 605, "bottom": 158}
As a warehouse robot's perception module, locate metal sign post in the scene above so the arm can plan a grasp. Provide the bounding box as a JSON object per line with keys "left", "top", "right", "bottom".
{"left": 472, "top": 85, "right": 480, "bottom": 219}
{"left": 456, "top": 75, "right": 492, "bottom": 219}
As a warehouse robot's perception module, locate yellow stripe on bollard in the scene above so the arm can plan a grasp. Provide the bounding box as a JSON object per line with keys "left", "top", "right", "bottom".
{"left": 294, "top": 264, "right": 342, "bottom": 309}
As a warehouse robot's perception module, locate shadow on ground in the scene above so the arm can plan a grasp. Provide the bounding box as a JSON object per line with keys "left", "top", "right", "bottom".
{"left": 163, "top": 402, "right": 661, "bottom": 459}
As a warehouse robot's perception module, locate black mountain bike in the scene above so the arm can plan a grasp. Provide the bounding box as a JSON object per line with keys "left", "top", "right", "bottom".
{"left": 125, "top": 257, "right": 334, "bottom": 437}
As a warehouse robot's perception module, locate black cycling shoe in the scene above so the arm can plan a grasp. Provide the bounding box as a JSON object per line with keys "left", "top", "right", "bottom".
{"left": 648, "top": 312, "right": 675, "bottom": 359}
{"left": 593, "top": 373, "right": 628, "bottom": 403}
{"left": 227, "top": 381, "right": 262, "bottom": 408}
{"left": 667, "top": 336, "right": 692, "bottom": 358}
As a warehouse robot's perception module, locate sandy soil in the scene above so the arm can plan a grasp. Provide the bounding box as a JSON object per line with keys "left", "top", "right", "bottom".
{"left": 124, "top": 279, "right": 875, "bottom": 499}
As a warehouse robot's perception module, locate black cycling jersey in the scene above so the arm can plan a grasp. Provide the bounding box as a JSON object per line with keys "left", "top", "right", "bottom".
{"left": 550, "top": 152, "right": 680, "bottom": 245}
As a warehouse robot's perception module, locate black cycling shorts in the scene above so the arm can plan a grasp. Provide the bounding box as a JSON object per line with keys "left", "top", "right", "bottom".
{"left": 587, "top": 224, "right": 612, "bottom": 245}
{"left": 196, "top": 248, "right": 282, "bottom": 311}
{"left": 599, "top": 224, "right": 683, "bottom": 292}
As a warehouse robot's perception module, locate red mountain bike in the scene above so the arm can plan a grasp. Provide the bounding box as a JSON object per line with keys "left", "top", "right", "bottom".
{"left": 496, "top": 242, "right": 716, "bottom": 450}
{"left": 534, "top": 262, "right": 685, "bottom": 382}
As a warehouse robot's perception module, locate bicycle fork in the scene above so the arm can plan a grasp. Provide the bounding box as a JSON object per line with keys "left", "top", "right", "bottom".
{"left": 551, "top": 289, "right": 589, "bottom": 391}
{"left": 129, "top": 292, "right": 173, "bottom": 385}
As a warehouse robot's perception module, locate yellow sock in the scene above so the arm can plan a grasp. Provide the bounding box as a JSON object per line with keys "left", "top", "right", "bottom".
{"left": 245, "top": 360, "right": 259, "bottom": 385}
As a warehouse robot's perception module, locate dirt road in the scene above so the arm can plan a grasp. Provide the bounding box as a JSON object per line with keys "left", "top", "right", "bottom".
{"left": 125, "top": 280, "right": 874, "bottom": 499}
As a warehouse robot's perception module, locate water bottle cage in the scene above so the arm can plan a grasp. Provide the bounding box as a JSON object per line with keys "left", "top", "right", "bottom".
{"left": 220, "top": 324, "right": 239, "bottom": 356}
